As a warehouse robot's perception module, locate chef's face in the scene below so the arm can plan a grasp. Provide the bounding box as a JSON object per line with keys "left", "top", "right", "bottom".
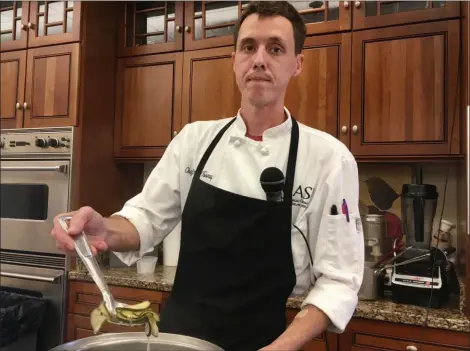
{"left": 232, "top": 13, "right": 303, "bottom": 108}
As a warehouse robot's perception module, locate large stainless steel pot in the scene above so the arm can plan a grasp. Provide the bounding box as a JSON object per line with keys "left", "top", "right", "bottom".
{"left": 48, "top": 333, "right": 224, "bottom": 351}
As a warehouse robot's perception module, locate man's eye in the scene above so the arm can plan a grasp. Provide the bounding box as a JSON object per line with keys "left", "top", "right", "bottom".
{"left": 270, "top": 46, "right": 283, "bottom": 54}
{"left": 243, "top": 45, "right": 255, "bottom": 52}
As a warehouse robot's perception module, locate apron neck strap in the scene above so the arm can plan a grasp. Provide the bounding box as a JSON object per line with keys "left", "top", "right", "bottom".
{"left": 283, "top": 118, "right": 299, "bottom": 206}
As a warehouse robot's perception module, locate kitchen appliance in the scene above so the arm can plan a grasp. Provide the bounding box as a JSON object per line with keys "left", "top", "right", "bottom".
{"left": 1, "top": 127, "right": 75, "bottom": 350}
{"left": 48, "top": 333, "right": 224, "bottom": 351}
{"left": 390, "top": 184, "right": 451, "bottom": 308}
{"left": 359, "top": 214, "right": 387, "bottom": 300}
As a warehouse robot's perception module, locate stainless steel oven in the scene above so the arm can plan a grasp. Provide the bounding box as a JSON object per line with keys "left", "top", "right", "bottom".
{"left": 1, "top": 127, "right": 73, "bottom": 255}
{"left": 0, "top": 127, "right": 75, "bottom": 351}
{"left": 0, "top": 253, "right": 66, "bottom": 351}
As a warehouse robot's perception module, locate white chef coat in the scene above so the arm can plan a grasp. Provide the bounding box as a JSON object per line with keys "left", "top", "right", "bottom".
{"left": 113, "top": 107, "right": 364, "bottom": 333}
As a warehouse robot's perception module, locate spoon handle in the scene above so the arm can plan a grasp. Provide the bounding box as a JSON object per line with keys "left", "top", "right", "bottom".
{"left": 58, "top": 216, "right": 116, "bottom": 315}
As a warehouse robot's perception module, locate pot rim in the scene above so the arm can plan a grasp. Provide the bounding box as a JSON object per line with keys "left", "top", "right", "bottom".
{"left": 49, "top": 332, "right": 224, "bottom": 351}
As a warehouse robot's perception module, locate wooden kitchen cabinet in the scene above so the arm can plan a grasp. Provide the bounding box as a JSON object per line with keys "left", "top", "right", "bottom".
{"left": 0, "top": 50, "right": 26, "bottom": 128}
{"left": 339, "top": 318, "right": 470, "bottom": 351}
{"left": 181, "top": 46, "right": 241, "bottom": 125}
{"left": 0, "top": 0, "right": 82, "bottom": 52}
{"left": 0, "top": 43, "right": 79, "bottom": 128}
{"left": 23, "top": 43, "right": 80, "bottom": 127}
{"left": 350, "top": 19, "right": 460, "bottom": 157}
{"left": 114, "top": 52, "right": 183, "bottom": 160}
{"left": 352, "top": 0, "right": 460, "bottom": 30}
{"left": 285, "top": 32, "right": 351, "bottom": 143}
{"left": 117, "top": 1, "right": 184, "bottom": 57}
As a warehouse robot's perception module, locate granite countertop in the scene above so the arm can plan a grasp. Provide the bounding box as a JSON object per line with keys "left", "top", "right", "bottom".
{"left": 69, "top": 265, "right": 470, "bottom": 333}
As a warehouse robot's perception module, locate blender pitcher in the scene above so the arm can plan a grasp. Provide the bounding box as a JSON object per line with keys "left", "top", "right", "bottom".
{"left": 401, "top": 184, "right": 438, "bottom": 249}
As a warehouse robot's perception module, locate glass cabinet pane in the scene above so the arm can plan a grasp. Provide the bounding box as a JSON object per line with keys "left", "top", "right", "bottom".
{"left": 0, "top": 1, "right": 24, "bottom": 42}
{"left": 125, "top": 1, "right": 177, "bottom": 48}
{"left": 289, "top": 1, "right": 341, "bottom": 24}
{"left": 364, "top": 1, "right": 440, "bottom": 17}
{"left": 35, "top": 1, "right": 74, "bottom": 37}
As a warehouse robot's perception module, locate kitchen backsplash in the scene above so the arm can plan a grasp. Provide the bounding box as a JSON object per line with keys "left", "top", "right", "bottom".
{"left": 143, "top": 161, "right": 460, "bottom": 248}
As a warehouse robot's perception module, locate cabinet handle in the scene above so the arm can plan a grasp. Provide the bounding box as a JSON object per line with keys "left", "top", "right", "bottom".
{"left": 23, "top": 102, "right": 29, "bottom": 110}
{"left": 15, "top": 102, "right": 22, "bottom": 110}
{"left": 341, "top": 126, "right": 348, "bottom": 135}
{"left": 406, "top": 346, "right": 417, "bottom": 351}
{"left": 176, "top": 25, "right": 182, "bottom": 33}
{"left": 352, "top": 125, "right": 359, "bottom": 134}
{"left": 21, "top": 23, "right": 27, "bottom": 30}
{"left": 184, "top": 26, "right": 191, "bottom": 33}
{"left": 27, "top": 22, "right": 35, "bottom": 29}
{"left": 355, "top": 1, "right": 361, "bottom": 8}
{"left": 343, "top": 1, "right": 349, "bottom": 8}
{"left": 173, "top": 131, "right": 178, "bottom": 137}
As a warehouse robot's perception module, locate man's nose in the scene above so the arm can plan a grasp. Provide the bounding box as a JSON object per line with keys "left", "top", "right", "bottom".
{"left": 252, "top": 47, "right": 267, "bottom": 70}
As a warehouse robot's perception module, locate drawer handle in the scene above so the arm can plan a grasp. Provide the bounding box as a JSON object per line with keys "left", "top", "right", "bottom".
{"left": 406, "top": 346, "right": 417, "bottom": 351}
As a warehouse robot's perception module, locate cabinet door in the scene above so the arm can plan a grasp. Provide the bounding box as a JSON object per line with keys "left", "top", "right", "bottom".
{"left": 182, "top": 47, "right": 241, "bottom": 126}
{"left": 289, "top": 0, "right": 351, "bottom": 34}
{"left": 0, "top": 50, "right": 26, "bottom": 129}
{"left": 339, "top": 318, "right": 470, "bottom": 351}
{"left": 27, "top": 0, "right": 81, "bottom": 47}
{"left": 353, "top": 0, "right": 460, "bottom": 30}
{"left": 114, "top": 52, "right": 183, "bottom": 160}
{"left": 184, "top": 1, "right": 246, "bottom": 51}
{"left": 24, "top": 43, "right": 80, "bottom": 128}
{"left": 0, "top": 1, "right": 29, "bottom": 52}
{"left": 117, "top": 1, "right": 184, "bottom": 57}
{"left": 285, "top": 33, "right": 350, "bottom": 145}
{"left": 350, "top": 20, "right": 460, "bottom": 157}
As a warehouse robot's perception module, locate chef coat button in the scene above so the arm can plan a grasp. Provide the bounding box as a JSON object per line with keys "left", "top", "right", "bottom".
{"left": 234, "top": 139, "right": 241, "bottom": 147}
{"left": 260, "top": 147, "right": 269, "bottom": 155}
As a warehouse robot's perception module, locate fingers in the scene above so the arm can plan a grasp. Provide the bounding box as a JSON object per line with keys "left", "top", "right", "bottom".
{"left": 67, "top": 206, "right": 95, "bottom": 235}
{"left": 52, "top": 210, "right": 77, "bottom": 251}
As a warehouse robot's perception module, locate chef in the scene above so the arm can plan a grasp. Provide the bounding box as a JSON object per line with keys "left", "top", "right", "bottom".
{"left": 51, "top": 2, "right": 364, "bottom": 351}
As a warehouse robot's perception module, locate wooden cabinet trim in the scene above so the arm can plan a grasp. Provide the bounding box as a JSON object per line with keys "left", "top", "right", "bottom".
{"left": 351, "top": 19, "right": 460, "bottom": 156}
{"left": 353, "top": 0, "right": 460, "bottom": 30}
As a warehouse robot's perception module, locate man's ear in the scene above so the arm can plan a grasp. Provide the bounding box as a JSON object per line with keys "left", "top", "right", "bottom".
{"left": 293, "top": 53, "right": 304, "bottom": 77}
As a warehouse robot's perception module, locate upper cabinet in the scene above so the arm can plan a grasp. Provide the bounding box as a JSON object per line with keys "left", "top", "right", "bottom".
{"left": 0, "top": 1, "right": 82, "bottom": 52}
{"left": 350, "top": 20, "right": 460, "bottom": 157}
{"left": 353, "top": 0, "right": 460, "bottom": 29}
{"left": 117, "top": 1, "right": 184, "bottom": 57}
{"left": 117, "top": 1, "right": 353, "bottom": 55}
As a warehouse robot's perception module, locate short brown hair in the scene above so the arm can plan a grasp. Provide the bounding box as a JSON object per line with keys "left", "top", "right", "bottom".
{"left": 234, "top": 1, "right": 306, "bottom": 55}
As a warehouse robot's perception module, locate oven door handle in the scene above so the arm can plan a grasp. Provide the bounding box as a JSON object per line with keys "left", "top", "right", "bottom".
{"left": 0, "top": 165, "right": 68, "bottom": 174}
{"left": 1, "top": 271, "right": 63, "bottom": 283}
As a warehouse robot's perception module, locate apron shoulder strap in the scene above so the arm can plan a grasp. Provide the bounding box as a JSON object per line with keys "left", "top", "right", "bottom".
{"left": 283, "top": 118, "right": 299, "bottom": 206}
{"left": 194, "top": 118, "right": 236, "bottom": 179}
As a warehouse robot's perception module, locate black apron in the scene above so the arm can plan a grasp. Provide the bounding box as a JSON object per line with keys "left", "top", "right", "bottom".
{"left": 159, "top": 117, "right": 299, "bottom": 351}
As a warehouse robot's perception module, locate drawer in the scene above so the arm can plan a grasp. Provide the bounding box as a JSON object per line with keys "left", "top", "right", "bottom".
{"left": 344, "top": 319, "right": 469, "bottom": 351}
{"left": 68, "top": 281, "right": 165, "bottom": 316}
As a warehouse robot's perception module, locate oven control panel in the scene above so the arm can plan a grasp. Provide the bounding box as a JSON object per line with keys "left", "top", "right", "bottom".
{"left": 0, "top": 127, "right": 73, "bottom": 155}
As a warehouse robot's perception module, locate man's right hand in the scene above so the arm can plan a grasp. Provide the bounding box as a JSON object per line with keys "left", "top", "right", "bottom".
{"left": 51, "top": 206, "right": 108, "bottom": 256}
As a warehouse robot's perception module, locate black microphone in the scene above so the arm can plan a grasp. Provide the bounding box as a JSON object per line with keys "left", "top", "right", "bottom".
{"left": 260, "top": 167, "right": 285, "bottom": 202}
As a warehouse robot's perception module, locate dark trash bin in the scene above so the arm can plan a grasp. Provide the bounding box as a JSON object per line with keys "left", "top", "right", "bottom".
{"left": 0, "top": 291, "right": 46, "bottom": 351}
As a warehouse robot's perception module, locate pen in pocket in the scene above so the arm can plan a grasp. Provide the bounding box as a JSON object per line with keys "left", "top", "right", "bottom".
{"left": 342, "top": 199, "right": 350, "bottom": 222}
{"left": 330, "top": 205, "right": 338, "bottom": 215}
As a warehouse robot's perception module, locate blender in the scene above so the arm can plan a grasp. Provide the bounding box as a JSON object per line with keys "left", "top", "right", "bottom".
{"left": 390, "top": 184, "right": 450, "bottom": 308}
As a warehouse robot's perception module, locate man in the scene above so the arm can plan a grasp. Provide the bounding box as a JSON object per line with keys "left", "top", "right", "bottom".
{"left": 51, "top": 2, "right": 364, "bottom": 350}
